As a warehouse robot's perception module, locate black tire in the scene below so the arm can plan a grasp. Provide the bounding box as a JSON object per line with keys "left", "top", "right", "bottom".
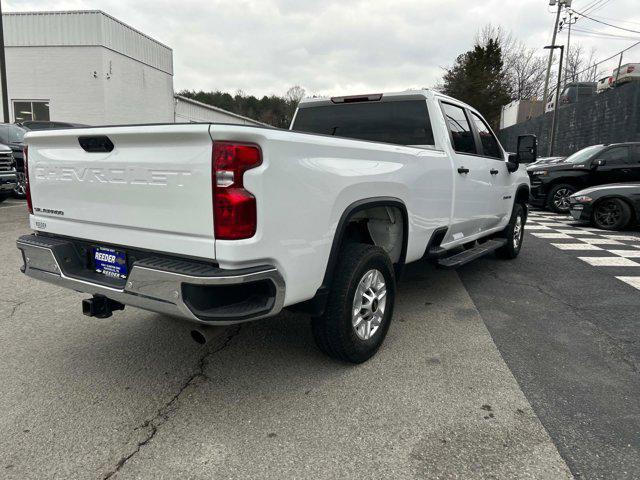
{"left": 0, "top": 194, "right": 9, "bottom": 204}
{"left": 312, "top": 243, "right": 396, "bottom": 364}
{"left": 546, "top": 184, "right": 576, "bottom": 213}
{"left": 591, "top": 198, "right": 632, "bottom": 231}
{"left": 496, "top": 203, "right": 526, "bottom": 259}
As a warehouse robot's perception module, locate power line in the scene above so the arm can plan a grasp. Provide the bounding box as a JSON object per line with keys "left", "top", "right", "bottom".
{"left": 583, "top": 0, "right": 612, "bottom": 15}
{"left": 573, "top": 9, "right": 640, "bottom": 34}
{"left": 571, "top": 27, "right": 640, "bottom": 41}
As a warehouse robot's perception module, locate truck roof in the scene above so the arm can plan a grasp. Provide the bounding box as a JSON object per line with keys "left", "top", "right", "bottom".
{"left": 296, "top": 89, "right": 478, "bottom": 113}
{"left": 297, "top": 90, "right": 436, "bottom": 108}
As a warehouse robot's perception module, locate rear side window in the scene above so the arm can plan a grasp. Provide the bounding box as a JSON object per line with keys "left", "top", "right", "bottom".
{"left": 470, "top": 112, "right": 502, "bottom": 159}
{"left": 291, "top": 100, "right": 434, "bottom": 146}
{"left": 441, "top": 103, "right": 476, "bottom": 154}
{"left": 598, "top": 146, "right": 631, "bottom": 166}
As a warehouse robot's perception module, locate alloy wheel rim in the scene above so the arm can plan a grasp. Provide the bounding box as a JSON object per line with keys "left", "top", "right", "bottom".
{"left": 352, "top": 269, "right": 387, "bottom": 341}
{"left": 553, "top": 188, "right": 572, "bottom": 210}
{"left": 14, "top": 172, "right": 26, "bottom": 196}
{"left": 594, "top": 201, "right": 621, "bottom": 227}
{"left": 513, "top": 214, "right": 523, "bottom": 249}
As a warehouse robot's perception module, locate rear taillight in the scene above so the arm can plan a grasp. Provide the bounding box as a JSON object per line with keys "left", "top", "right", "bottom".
{"left": 24, "top": 146, "right": 33, "bottom": 214}
{"left": 212, "top": 142, "right": 262, "bottom": 240}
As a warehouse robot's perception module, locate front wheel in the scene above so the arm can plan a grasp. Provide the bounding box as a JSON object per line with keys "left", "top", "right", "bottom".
{"left": 496, "top": 203, "right": 525, "bottom": 259}
{"left": 312, "top": 243, "right": 396, "bottom": 363}
{"left": 13, "top": 172, "right": 26, "bottom": 198}
{"left": 546, "top": 184, "right": 576, "bottom": 213}
{"left": 592, "top": 198, "right": 632, "bottom": 230}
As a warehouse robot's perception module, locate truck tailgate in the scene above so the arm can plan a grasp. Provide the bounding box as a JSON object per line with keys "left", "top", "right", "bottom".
{"left": 26, "top": 124, "right": 216, "bottom": 259}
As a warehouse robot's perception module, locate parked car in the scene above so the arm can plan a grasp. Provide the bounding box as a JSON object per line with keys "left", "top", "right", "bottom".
{"left": 545, "top": 82, "right": 597, "bottom": 113}
{"left": 0, "top": 143, "right": 17, "bottom": 203}
{"left": 528, "top": 142, "right": 640, "bottom": 213}
{"left": 569, "top": 183, "right": 640, "bottom": 230}
{"left": 612, "top": 63, "right": 640, "bottom": 86}
{"left": 0, "top": 123, "right": 26, "bottom": 197}
{"left": 16, "top": 90, "right": 535, "bottom": 363}
{"left": 596, "top": 75, "right": 613, "bottom": 93}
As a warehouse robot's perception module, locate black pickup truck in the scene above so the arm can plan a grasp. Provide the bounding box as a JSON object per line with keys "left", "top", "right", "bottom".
{"left": 0, "top": 143, "right": 17, "bottom": 203}
{"left": 528, "top": 142, "right": 640, "bottom": 212}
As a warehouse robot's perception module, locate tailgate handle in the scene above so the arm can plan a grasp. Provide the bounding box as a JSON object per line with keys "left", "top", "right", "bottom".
{"left": 78, "top": 136, "right": 114, "bottom": 153}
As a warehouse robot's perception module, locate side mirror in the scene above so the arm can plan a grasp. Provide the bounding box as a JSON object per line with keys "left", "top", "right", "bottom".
{"left": 517, "top": 134, "right": 537, "bottom": 164}
{"left": 593, "top": 159, "right": 606, "bottom": 167}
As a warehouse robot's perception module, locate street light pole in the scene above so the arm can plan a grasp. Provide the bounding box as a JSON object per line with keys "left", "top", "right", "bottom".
{"left": 0, "top": 1, "right": 9, "bottom": 123}
{"left": 545, "top": 45, "right": 564, "bottom": 157}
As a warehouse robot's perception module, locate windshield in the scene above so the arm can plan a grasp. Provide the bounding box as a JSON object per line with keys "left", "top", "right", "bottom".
{"left": 564, "top": 145, "right": 605, "bottom": 164}
{"left": 8, "top": 125, "right": 26, "bottom": 143}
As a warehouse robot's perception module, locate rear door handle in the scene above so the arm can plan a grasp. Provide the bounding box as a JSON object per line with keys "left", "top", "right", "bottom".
{"left": 457, "top": 167, "right": 470, "bottom": 174}
{"left": 490, "top": 169, "right": 499, "bottom": 175}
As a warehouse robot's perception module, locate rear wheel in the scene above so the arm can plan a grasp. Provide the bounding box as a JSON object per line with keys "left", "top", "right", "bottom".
{"left": 546, "top": 184, "right": 576, "bottom": 213}
{"left": 312, "top": 243, "right": 396, "bottom": 364}
{"left": 496, "top": 203, "right": 525, "bottom": 259}
{"left": 0, "top": 194, "right": 9, "bottom": 204}
{"left": 592, "top": 198, "right": 632, "bottom": 230}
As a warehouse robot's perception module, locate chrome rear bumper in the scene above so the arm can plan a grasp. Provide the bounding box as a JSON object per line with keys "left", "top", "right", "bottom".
{"left": 16, "top": 234, "right": 285, "bottom": 325}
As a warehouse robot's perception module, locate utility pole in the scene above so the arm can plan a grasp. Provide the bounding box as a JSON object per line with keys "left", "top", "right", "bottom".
{"left": 542, "top": 0, "right": 567, "bottom": 109}
{"left": 545, "top": 45, "right": 564, "bottom": 157}
{"left": 0, "top": 0, "right": 8, "bottom": 123}
{"left": 561, "top": 9, "right": 577, "bottom": 87}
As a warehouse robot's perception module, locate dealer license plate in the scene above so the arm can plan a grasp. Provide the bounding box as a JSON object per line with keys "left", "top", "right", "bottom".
{"left": 93, "top": 246, "right": 128, "bottom": 279}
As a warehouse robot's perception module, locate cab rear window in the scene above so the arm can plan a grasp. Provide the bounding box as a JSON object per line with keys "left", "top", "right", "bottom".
{"left": 292, "top": 100, "right": 435, "bottom": 146}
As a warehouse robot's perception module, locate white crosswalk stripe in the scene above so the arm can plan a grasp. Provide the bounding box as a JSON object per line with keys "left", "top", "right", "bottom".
{"left": 526, "top": 209, "right": 640, "bottom": 292}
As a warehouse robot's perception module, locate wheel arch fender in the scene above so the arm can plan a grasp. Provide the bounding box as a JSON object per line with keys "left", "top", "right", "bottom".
{"left": 322, "top": 197, "right": 409, "bottom": 287}
{"left": 289, "top": 197, "right": 409, "bottom": 317}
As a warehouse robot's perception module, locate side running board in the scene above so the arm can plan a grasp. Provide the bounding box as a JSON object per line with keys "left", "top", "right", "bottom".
{"left": 437, "top": 239, "right": 507, "bottom": 269}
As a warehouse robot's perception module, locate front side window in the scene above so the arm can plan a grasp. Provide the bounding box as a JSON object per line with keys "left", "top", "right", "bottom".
{"left": 441, "top": 103, "right": 476, "bottom": 154}
{"left": 13, "top": 100, "right": 50, "bottom": 122}
{"left": 598, "top": 146, "right": 631, "bottom": 166}
{"left": 470, "top": 112, "right": 502, "bottom": 159}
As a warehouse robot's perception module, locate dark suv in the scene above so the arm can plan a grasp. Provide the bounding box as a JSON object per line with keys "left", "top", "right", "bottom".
{"left": 528, "top": 142, "right": 640, "bottom": 212}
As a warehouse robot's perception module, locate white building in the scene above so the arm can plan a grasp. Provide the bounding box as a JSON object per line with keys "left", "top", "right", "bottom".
{"left": 0, "top": 10, "right": 264, "bottom": 126}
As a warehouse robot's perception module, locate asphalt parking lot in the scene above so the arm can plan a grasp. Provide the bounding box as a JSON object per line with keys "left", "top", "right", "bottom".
{"left": 1, "top": 201, "right": 639, "bottom": 479}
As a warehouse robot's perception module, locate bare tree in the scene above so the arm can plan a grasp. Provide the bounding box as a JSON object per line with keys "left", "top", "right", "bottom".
{"left": 476, "top": 24, "right": 547, "bottom": 101}
{"left": 564, "top": 45, "right": 600, "bottom": 83}
{"left": 285, "top": 86, "right": 306, "bottom": 106}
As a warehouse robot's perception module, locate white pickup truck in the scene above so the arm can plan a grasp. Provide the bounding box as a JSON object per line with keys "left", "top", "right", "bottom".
{"left": 16, "top": 90, "right": 535, "bottom": 363}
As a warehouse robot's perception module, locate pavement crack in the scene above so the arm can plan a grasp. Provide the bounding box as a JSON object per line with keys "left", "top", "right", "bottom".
{"left": 101, "top": 325, "right": 241, "bottom": 479}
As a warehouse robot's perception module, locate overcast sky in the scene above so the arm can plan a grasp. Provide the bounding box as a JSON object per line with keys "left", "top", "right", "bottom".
{"left": 5, "top": 0, "right": 640, "bottom": 97}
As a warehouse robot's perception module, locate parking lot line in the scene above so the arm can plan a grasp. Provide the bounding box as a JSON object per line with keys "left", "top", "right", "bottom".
{"left": 607, "top": 250, "right": 640, "bottom": 258}
{"left": 574, "top": 237, "right": 624, "bottom": 245}
{"left": 578, "top": 257, "right": 640, "bottom": 267}
{"left": 551, "top": 243, "right": 603, "bottom": 251}
{"left": 615, "top": 276, "right": 640, "bottom": 290}
{"left": 526, "top": 225, "right": 552, "bottom": 230}
{"left": 531, "top": 232, "right": 573, "bottom": 239}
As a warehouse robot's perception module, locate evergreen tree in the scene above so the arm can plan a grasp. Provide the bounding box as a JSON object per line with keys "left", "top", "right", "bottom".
{"left": 441, "top": 38, "right": 511, "bottom": 128}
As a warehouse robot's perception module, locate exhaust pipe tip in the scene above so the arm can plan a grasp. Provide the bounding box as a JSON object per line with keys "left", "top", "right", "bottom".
{"left": 190, "top": 325, "right": 224, "bottom": 345}
{"left": 190, "top": 329, "right": 207, "bottom": 345}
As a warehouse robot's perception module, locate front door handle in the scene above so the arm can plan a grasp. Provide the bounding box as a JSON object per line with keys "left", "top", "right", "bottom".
{"left": 457, "top": 167, "right": 470, "bottom": 174}
{"left": 490, "top": 169, "right": 499, "bottom": 175}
